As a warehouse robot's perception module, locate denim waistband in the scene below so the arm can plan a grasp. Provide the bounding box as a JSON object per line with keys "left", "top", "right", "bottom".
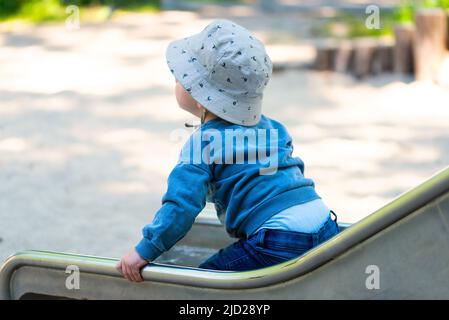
{"left": 253, "top": 210, "right": 338, "bottom": 248}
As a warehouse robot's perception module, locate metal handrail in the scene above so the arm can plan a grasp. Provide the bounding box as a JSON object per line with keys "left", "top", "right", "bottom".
{"left": 1, "top": 165, "right": 449, "bottom": 300}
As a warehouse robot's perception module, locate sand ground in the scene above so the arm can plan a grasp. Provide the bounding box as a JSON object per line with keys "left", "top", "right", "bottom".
{"left": 1, "top": 7, "right": 448, "bottom": 263}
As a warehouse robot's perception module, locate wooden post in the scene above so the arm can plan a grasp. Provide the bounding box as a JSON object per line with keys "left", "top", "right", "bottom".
{"left": 414, "top": 9, "right": 448, "bottom": 82}
{"left": 333, "top": 40, "right": 354, "bottom": 73}
{"left": 372, "top": 39, "right": 394, "bottom": 75}
{"left": 313, "top": 39, "right": 338, "bottom": 71}
{"left": 393, "top": 24, "right": 415, "bottom": 74}
{"left": 353, "top": 38, "right": 377, "bottom": 78}
{"left": 446, "top": 9, "right": 449, "bottom": 50}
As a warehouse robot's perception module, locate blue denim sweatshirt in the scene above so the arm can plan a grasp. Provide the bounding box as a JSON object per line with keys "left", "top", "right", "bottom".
{"left": 135, "top": 114, "right": 321, "bottom": 261}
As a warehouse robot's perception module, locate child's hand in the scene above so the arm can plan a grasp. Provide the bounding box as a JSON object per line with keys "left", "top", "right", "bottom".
{"left": 116, "top": 249, "right": 149, "bottom": 282}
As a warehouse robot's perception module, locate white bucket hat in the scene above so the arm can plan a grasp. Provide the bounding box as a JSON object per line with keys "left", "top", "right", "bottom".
{"left": 166, "top": 18, "right": 273, "bottom": 126}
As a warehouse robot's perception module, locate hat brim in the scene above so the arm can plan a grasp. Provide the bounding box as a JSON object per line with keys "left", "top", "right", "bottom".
{"left": 165, "top": 37, "right": 262, "bottom": 126}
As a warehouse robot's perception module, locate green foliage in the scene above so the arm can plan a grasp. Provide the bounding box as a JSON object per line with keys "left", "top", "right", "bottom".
{"left": 347, "top": 12, "right": 395, "bottom": 38}
{"left": 311, "top": 11, "right": 395, "bottom": 39}
{"left": 0, "top": 0, "right": 161, "bottom": 22}
{"left": 421, "top": 0, "right": 449, "bottom": 9}
{"left": 60, "top": 0, "right": 160, "bottom": 6}
{"left": 312, "top": 0, "right": 449, "bottom": 39}
{"left": 18, "top": 0, "right": 66, "bottom": 22}
{"left": 65, "top": 0, "right": 161, "bottom": 8}
{"left": 394, "top": 0, "right": 415, "bottom": 23}
{"left": 393, "top": 0, "right": 449, "bottom": 24}
{"left": 0, "top": 0, "right": 26, "bottom": 18}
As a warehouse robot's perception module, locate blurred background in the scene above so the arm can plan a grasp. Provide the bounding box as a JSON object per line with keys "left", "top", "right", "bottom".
{"left": 0, "top": 0, "right": 448, "bottom": 263}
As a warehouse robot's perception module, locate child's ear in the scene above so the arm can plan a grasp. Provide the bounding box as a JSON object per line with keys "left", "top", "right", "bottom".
{"left": 195, "top": 102, "right": 203, "bottom": 111}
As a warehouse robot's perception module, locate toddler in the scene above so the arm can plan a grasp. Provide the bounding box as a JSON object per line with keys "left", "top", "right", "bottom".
{"left": 117, "top": 19, "right": 340, "bottom": 282}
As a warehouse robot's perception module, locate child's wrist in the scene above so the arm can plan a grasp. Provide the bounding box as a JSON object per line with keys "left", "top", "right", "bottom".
{"left": 135, "top": 237, "right": 163, "bottom": 262}
{"left": 134, "top": 248, "right": 152, "bottom": 263}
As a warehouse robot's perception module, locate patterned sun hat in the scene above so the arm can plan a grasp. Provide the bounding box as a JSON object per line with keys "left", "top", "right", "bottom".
{"left": 165, "top": 19, "right": 273, "bottom": 126}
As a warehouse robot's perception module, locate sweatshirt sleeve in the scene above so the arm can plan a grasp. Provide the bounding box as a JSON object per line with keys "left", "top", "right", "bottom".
{"left": 135, "top": 161, "right": 212, "bottom": 262}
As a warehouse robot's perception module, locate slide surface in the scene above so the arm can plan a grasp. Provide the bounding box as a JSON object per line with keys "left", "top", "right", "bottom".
{"left": 1, "top": 165, "right": 448, "bottom": 300}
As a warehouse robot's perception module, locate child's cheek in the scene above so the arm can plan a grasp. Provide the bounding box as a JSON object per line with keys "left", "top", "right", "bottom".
{"left": 175, "top": 83, "right": 199, "bottom": 114}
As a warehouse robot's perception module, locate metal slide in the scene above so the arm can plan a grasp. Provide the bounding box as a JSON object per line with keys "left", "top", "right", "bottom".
{"left": 1, "top": 165, "right": 449, "bottom": 300}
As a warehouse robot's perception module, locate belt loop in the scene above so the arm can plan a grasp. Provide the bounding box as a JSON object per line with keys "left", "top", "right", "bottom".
{"left": 312, "top": 232, "right": 319, "bottom": 247}
{"left": 330, "top": 210, "right": 338, "bottom": 223}
{"left": 256, "top": 228, "right": 266, "bottom": 247}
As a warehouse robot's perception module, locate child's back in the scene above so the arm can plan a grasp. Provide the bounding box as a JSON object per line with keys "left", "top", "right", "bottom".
{"left": 185, "top": 114, "right": 327, "bottom": 239}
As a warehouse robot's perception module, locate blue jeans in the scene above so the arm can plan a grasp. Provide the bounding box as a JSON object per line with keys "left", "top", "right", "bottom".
{"left": 198, "top": 210, "right": 340, "bottom": 271}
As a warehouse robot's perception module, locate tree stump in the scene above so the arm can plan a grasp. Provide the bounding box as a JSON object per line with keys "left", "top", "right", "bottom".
{"left": 353, "top": 38, "right": 377, "bottom": 78}
{"left": 372, "top": 39, "right": 394, "bottom": 75}
{"left": 333, "top": 40, "right": 355, "bottom": 73}
{"left": 414, "top": 9, "right": 448, "bottom": 82}
{"left": 393, "top": 24, "right": 415, "bottom": 74}
{"left": 446, "top": 9, "right": 449, "bottom": 50}
{"left": 313, "top": 40, "right": 338, "bottom": 71}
